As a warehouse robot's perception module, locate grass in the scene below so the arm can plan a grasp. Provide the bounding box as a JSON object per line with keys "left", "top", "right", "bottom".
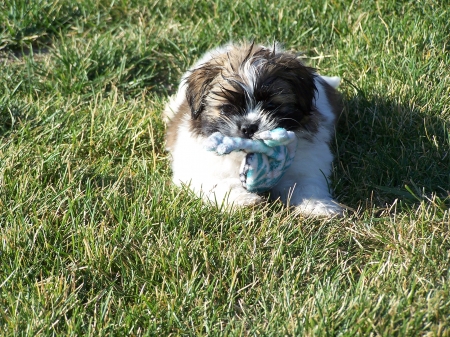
{"left": 1, "top": 0, "right": 449, "bottom": 335}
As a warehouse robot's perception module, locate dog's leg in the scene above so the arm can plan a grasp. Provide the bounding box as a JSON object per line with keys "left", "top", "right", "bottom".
{"left": 270, "top": 143, "right": 343, "bottom": 217}
{"left": 272, "top": 176, "right": 342, "bottom": 217}
{"left": 203, "top": 178, "right": 264, "bottom": 208}
{"left": 177, "top": 178, "right": 264, "bottom": 209}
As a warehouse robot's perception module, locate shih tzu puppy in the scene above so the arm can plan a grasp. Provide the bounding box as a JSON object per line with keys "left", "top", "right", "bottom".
{"left": 164, "top": 42, "right": 343, "bottom": 217}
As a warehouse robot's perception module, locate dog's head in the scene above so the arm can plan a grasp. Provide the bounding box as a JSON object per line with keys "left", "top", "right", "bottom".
{"left": 184, "top": 42, "right": 317, "bottom": 139}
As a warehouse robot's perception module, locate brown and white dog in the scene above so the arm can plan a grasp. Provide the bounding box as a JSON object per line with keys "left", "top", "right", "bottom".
{"left": 164, "top": 42, "right": 343, "bottom": 217}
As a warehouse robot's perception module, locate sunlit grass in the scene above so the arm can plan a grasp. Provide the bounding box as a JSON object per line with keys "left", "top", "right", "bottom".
{"left": 1, "top": 0, "right": 449, "bottom": 335}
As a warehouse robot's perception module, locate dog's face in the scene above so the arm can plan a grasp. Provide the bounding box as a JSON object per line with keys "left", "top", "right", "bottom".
{"left": 185, "top": 43, "right": 317, "bottom": 139}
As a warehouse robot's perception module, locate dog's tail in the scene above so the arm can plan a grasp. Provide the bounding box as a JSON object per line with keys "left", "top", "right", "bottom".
{"left": 319, "top": 76, "right": 341, "bottom": 89}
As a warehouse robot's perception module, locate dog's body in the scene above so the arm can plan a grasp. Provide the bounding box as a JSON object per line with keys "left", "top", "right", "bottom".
{"left": 165, "top": 42, "right": 343, "bottom": 217}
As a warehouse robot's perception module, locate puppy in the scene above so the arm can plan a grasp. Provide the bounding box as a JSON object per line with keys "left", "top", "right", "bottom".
{"left": 164, "top": 42, "right": 343, "bottom": 217}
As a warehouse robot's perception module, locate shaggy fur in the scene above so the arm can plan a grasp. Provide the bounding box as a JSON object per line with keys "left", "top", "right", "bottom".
{"left": 165, "top": 42, "right": 343, "bottom": 217}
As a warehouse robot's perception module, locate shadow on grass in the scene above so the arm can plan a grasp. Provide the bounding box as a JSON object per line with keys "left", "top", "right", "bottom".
{"left": 334, "top": 86, "right": 449, "bottom": 212}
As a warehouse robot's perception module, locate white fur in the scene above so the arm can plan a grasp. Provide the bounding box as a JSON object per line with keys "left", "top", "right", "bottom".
{"left": 165, "top": 46, "right": 343, "bottom": 217}
{"left": 170, "top": 115, "right": 263, "bottom": 207}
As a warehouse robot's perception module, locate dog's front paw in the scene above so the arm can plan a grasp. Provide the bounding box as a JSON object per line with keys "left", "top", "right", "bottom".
{"left": 294, "top": 198, "right": 343, "bottom": 218}
{"left": 231, "top": 192, "right": 264, "bottom": 207}
{"left": 208, "top": 180, "right": 265, "bottom": 208}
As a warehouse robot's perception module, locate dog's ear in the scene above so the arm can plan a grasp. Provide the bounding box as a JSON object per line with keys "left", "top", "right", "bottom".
{"left": 280, "top": 56, "right": 317, "bottom": 114}
{"left": 185, "top": 64, "right": 220, "bottom": 119}
{"left": 259, "top": 52, "right": 317, "bottom": 114}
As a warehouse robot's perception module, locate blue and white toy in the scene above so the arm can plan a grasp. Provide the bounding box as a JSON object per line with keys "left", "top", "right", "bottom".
{"left": 204, "top": 128, "right": 298, "bottom": 193}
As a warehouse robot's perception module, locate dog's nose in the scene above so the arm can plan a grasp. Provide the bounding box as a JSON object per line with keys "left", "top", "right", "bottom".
{"left": 241, "top": 123, "right": 258, "bottom": 138}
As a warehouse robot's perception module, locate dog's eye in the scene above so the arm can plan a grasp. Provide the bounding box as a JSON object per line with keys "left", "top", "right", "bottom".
{"left": 220, "top": 104, "right": 237, "bottom": 114}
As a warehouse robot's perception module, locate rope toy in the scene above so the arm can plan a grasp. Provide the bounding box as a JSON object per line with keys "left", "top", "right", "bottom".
{"left": 204, "top": 128, "right": 297, "bottom": 193}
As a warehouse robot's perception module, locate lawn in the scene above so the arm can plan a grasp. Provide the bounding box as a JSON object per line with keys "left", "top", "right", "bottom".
{"left": 1, "top": 0, "right": 449, "bottom": 335}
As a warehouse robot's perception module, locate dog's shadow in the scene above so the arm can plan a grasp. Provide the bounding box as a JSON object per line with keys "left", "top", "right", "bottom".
{"left": 333, "top": 84, "right": 449, "bottom": 212}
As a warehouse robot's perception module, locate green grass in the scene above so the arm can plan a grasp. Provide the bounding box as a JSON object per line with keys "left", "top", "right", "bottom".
{"left": 1, "top": 0, "right": 449, "bottom": 335}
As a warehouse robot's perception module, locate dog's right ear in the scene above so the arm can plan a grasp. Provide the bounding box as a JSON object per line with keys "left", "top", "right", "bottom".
{"left": 185, "top": 64, "right": 220, "bottom": 119}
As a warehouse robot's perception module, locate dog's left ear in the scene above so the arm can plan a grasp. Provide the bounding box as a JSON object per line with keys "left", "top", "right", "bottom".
{"left": 286, "top": 59, "right": 317, "bottom": 114}
{"left": 185, "top": 64, "right": 220, "bottom": 119}
{"left": 269, "top": 54, "right": 317, "bottom": 114}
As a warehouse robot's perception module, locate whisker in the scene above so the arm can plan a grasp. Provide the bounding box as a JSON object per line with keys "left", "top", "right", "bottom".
{"left": 219, "top": 115, "right": 236, "bottom": 129}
